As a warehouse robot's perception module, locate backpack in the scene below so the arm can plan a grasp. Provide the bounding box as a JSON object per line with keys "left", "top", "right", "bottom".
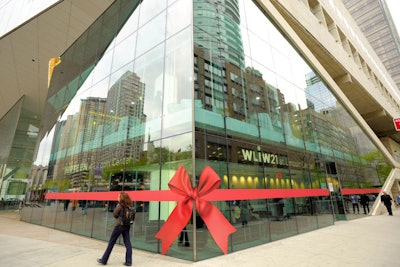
{"left": 120, "top": 206, "right": 136, "bottom": 225}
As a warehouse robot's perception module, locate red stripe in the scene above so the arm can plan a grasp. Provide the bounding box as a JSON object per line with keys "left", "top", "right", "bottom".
{"left": 45, "top": 188, "right": 330, "bottom": 201}
{"left": 341, "top": 188, "right": 381, "bottom": 195}
{"left": 44, "top": 190, "right": 178, "bottom": 201}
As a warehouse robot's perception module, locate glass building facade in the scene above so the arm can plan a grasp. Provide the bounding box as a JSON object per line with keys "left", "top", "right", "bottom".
{"left": 20, "top": 0, "right": 388, "bottom": 261}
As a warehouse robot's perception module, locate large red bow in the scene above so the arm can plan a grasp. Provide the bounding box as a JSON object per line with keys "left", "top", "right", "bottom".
{"left": 155, "top": 166, "right": 236, "bottom": 255}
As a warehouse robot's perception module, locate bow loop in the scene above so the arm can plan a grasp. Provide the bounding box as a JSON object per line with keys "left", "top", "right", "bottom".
{"left": 197, "top": 166, "right": 221, "bottom": 197}
{"left": 167, "top": 166, "right": 193, "bottom": 197}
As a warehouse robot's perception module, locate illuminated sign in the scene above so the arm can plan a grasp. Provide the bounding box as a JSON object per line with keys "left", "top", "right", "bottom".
{"left": 240, "top": 146, "right": 315, "bottom": 169}
{"left": 241, "top": 146, "right": 288, "bottom": 166}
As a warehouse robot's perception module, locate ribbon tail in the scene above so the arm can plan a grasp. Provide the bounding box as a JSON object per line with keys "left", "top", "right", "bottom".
{"left": 155, "top": 201, "right": 192, "bottom": 255}
{"left": 200, "top": 204, "right": 236, "bottom": 254}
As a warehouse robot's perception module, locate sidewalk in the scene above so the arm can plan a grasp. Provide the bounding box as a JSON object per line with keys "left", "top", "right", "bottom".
{"left": 0, "top": 209, "right": 398, "bottom": 267}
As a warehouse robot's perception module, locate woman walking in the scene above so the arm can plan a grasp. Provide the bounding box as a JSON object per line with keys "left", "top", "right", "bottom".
{"left": 97, "top": 191, "right": 134, "bottom": 266}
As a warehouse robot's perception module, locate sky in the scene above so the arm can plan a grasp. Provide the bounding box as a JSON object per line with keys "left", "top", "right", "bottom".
{"left": 0, "top": 0, "right": 57, "bottom": 37}
{"left": 1, "top": 0, "right": 400, "bottom": 39}
{"left": 386, "top": 0, "right": 400, "bottom": 33}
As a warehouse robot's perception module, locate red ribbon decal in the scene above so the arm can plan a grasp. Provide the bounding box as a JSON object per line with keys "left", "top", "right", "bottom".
{"left": 45, "top": 166, "right": 332, "bottom": 255}
{"left": 155, "top": 166, "right": 236, "bottom": 255}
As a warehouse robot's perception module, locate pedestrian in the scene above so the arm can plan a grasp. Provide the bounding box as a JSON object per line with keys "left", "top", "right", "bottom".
{"left": 97, "top": 191, "right": 133, "bottom": 266}
{"left": 248, "top": 202, "right": 260, "bottom": 220}
{"left": 71, "top": 189, "right": 79, "bottom": 211}
{"left": 381, "top": 191, "right": 393, "bottom": 216}
{"left": 240, "top": 200, "right": 249, "bottom": 227}
{"left": 71, "top": 199, "right": 78, "bottom": 211}
{"left": 395, "top": 191, "right": 400, "bottom": 205}
{"left": 350, "top": 194, "right": 360, "bottom": 214}
{"left": 64, "top": 199, "right": 70, "bottom": 211}
{"left": 81, "top": 200, "right": 88, "bottom": 215}
{"left": 360, "top": 194, "right": 370, "bottom": 214}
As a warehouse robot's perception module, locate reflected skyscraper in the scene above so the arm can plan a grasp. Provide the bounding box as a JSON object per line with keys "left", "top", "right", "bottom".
{"left": 343, "top": 0, "right": 400, "bottom": 90}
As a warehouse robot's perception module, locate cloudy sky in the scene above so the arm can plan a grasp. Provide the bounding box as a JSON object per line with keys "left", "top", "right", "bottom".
{"left": 1, "top": 1, "right": 399, "bottom": 38}
{"left": 386, "top": 0, "right": 400, "bottom": 32}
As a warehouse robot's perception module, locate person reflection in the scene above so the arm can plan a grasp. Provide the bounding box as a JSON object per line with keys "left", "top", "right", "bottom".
{"left": 232, "top": 201, "right": 241, "bottom": 223}
{"left": 178, "top": 226, "right": 190, "bottom": 247}
{"left": 64, "top": 199, "right": 70, "bottom": 211}
{"left": 240, "top": 200, "right": 249, "bottom": 227}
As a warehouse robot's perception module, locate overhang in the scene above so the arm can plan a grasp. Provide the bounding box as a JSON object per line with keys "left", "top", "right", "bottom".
{"left": 0, "top": 0, "right": 115, "bottom": 121}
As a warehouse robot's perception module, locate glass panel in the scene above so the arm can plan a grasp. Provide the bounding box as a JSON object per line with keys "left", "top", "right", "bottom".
{"left": 166, "top": 0, "right": 192, "bottom": 38}
{"left": 136, "top": 11, "right": 166, "bottom": 57}
{"left": 316, "top": 199, "right": 335, "bottom": 228}
{"left": 115, "top": 9, "right": 139, "bottom": 45}
{"left": 111, "top": 32, "right": 137, "bottom": 73}
{"left": 138, "top": 1, "right": 167, "bottom": 27}
{"left": 149, "top": 134, "right": 193, "bottom": 259}
{"left": 19, "top": 204, "right": 33, "bottom": 222}
{"left": 54, "top": 199, "right": 74, "bottom": 232}
{"left": 91, "top": 51, "right": 113, "bottom": 86}
{"left": 294, "top": 197, "right": 319, "bottom": 234}
{"left": 29, "top": 204, "right": 45, "bottom": 225}
{"left": 41, "top": 200, "right": 58, "bottom": 228}
{"left": 134, "top": 44, "right": 164, "bottom": 140}
{"left": 70, "top": 200, "right": 93, "bottom": 236}
{"left": 163, "top": 27, "right": 193, "bottom": 137}
{"left": 92, "top": 201, "right": 118, "bottom": 242}
{"left": 229, "top": 199, "right": 270, "bottom": 252}
{"left": 268, "top": 202, "right": 298, "bottom": 242}
{"left": 133, "top": 140, "right": 163, "bottom": 252}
